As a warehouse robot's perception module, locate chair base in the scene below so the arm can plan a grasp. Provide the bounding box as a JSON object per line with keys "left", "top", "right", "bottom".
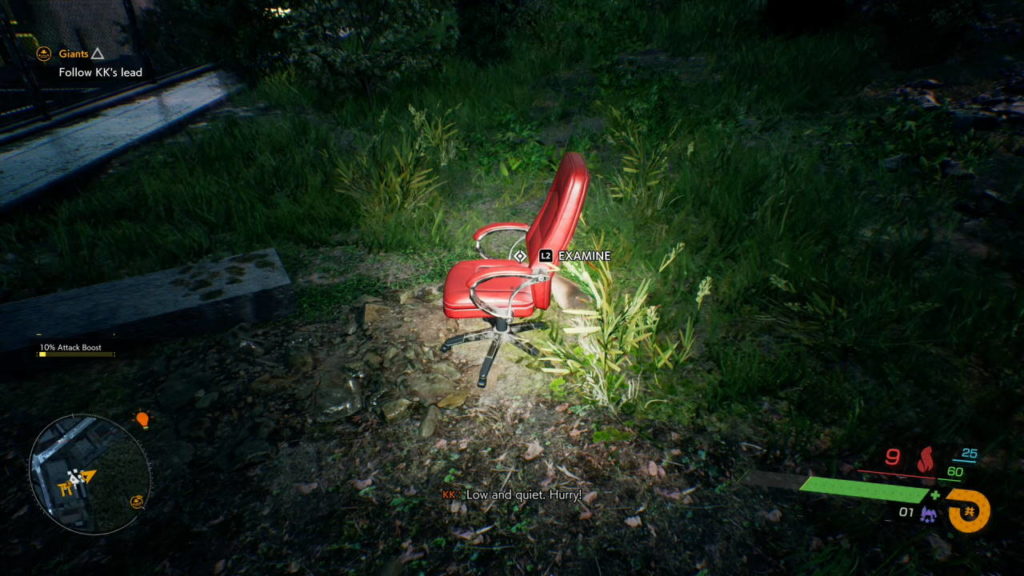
{"left": 439, "top": 318, "right": 546, "bottom": 388}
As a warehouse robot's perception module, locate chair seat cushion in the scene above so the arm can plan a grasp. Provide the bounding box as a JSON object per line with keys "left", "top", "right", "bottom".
{"left": 443, "top": 260, "right": 536, "bottom": 319}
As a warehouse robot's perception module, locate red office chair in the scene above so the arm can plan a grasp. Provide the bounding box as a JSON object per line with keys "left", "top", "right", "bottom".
{"left": 441, "top": 152, "right": 590, "bottom": 387}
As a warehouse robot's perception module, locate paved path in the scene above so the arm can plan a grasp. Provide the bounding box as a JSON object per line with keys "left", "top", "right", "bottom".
{"left": 0, "top": 70, "right": 238, "bottom": 210}
{"left": 0, "top": 248, "right": 293, "bottom": 353}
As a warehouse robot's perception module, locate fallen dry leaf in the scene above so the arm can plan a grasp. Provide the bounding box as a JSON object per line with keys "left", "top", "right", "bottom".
{"left": 555, "top": 403, "right": 570, "bottom": 412}
{"left": 765, "top": 509, "right": 783, "bottom": 523}
{"left": 647, "top": 460, "right": 659, "bottom": 477}
{"left": 398, "top": 547, "right": 425, "bottom": 564}
{"left": 583, "top": 491, "right": 598, "bottom": 505}
{"left": 352, "top": 477, "right": 373, "bottom": 490}
{"left": 656, "top": 487, "right": 682, "bottom": 501}
{"left": 624, "top": 516, "right": 642, "bottom": 528}
{"left": 213, "top": 559, "right": 226, "bottom": 575}
{"left": 523, "top": 441, "right": 544, "bottom": 461}
{"left": 452, "top": 524, "right": 493, "bottom": 543}
{"left": 539, "top": 461, "right": 556, "bottom": 489}
{"left": 294, "top": 481, "right": 318, "bottom": 495}
{"left": 449, "top": 500, "right": 467, "bottom": 515}
{"left": 578, "top": 508, "right": 593, "bottom": 521}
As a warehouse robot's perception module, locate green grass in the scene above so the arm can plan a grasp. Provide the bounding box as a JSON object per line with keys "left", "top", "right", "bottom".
{"left": 1, "top": 0, "right": 1021, "bottom": 571}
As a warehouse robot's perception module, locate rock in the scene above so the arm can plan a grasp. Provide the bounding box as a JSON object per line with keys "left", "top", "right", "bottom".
{"left": 159, "top": 372, "right": 206, "bottom": 409}
{"left": 286, "top": 350, "right": 314, "bottom": 373}
{"left": 166, "top": 440, "right": 195, "bottom": 467}
{"left": 234, "top": 439, "right": 272, "bottom": 466}
{"left": 419, "top": 406, "right": 441, "bottom": 438}
{"left": 315, "top": 366, "right": 364, "bottom": 420}
{"left": 399, "top": 290, "right": 415, "bottom": 305}
{"left": 432, "top": 362, "right": 461, "bottom": 381}
{"left": 927, "top": 532, "right": 952, "bottom": 561}
{"left": 437, "top": 392, "right": 468, "bottom": 410}
{"left": 195, "top": 390, "right": 219, "bottom": 409}
{"left": 361, "top": 303, "right": 389, "bottom": 326}
{"left": 250, "top": 374, "right": 294, "bottom": 394}
{"left": 406, "top": 373, "right": 454, "bottom": 403}
{"left": 416, "top": 285, "right": 441, "bottom": 301}
{"left": 382, "top": 398, "right": 412, "bottom": 422}
{"left": 765, "top": 509, "right": 783, "bottom": 523}
{"left": 881, "top": 154, "right": 909, "bottom": 172}
{"left": 950, "top": 109, "right": 1000, "bottom": 132}
{"left": 364, "top": 351, "right": 382, "bottom": 367}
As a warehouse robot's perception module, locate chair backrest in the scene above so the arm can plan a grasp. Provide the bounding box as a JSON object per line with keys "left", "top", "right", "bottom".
{"left": 525, "top": 152, "right": 590, "bottom": 309}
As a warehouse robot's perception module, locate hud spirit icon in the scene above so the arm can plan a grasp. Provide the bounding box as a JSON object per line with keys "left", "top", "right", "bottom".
{"left": 919, "top": 506, "right": 938, "bottom": 524}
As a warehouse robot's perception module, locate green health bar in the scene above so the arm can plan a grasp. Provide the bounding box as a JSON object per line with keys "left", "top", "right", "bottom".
{"left": 799, "top": 477, "right": 929, "bottom": 504}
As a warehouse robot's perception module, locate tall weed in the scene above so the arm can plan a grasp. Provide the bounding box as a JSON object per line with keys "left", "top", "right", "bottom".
{"left": 337, "top": 105, "right": 461, "bottom": 251}
{"left": 541, "top": 241, "right": 708, "bottom": 412}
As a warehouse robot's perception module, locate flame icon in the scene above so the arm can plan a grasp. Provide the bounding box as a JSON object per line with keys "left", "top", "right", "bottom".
{"left": 916, "top": 446, "right": 934, "bottom": 474}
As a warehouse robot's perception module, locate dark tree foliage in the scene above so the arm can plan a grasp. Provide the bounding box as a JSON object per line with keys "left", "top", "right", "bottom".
{"left": 453, "top": 0, "right": 541, "bottom": 63}
{"left": 277, "top": 0, "right": 458, "bottom": 95}
{"left": 870, "top": 0, "right": 983, "bottom": 67}
{"left": 138, "top": 0, "right": 286, "bottom": 80}
{"left": 763, "top": 0, "right": 847, "bottom": 36}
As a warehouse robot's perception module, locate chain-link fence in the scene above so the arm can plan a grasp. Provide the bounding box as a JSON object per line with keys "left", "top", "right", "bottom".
{"left": 0, "top": 0, "right": 188, "bottom": 131}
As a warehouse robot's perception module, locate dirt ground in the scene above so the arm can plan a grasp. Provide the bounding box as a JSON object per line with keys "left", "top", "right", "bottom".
{"left": 1, "top": 272, "right": 803, "bottom": 575}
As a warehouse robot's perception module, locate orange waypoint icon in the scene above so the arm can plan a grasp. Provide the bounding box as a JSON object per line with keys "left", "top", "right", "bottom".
{"left": 135, "top": 411, "right": 150, "bottom": 430}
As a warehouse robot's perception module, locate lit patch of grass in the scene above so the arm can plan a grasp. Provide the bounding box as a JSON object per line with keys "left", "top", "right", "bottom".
{"left": 296, "top": 276, "right": 389, "bottom": 322}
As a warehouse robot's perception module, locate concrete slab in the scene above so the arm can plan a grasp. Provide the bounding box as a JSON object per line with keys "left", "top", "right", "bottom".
{"left": 0, "top": 70, "right": 239, "bottom": 210}
{"left": 0, "top": 248, "right": 293, "bottom": 353}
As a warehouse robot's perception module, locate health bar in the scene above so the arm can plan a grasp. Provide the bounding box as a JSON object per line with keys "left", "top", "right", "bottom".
{"left": 799, "top": 477, "right": 929, "bottom": 504}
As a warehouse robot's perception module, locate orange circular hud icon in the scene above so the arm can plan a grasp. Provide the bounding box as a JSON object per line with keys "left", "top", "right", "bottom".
{"left": 35, "top": 46, "right": 52, "bottom": 62}
{"left": 945, "top": 489, "right": 991, "bottom": 534}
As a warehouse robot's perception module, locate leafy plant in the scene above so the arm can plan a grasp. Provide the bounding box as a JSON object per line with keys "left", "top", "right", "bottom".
{"left": 540, "top": 241, "right": 708, "bottom": 411}
{"left": 336, "top": 106, "right": 462, "bottom": 250}
{"left": 407, "top": 104, "right": 463, "bottom": 167}
{"left": 604, "top": 106, "right": 682, "bottom": 217}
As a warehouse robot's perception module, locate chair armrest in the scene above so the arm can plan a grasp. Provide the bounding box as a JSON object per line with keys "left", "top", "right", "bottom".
{"left": 473, "top": 222, "right": 530, "bottom": 241}
{"left": 473, "top": 222, "right": 530, "bottom": 260}
{"left": 465, "top": 265, "right": 548, "bottom": 319}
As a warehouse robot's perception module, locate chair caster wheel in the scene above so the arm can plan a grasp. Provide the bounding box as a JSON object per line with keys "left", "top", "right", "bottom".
{"left": 440, "top": 344, "right": 451, "bottom": 353}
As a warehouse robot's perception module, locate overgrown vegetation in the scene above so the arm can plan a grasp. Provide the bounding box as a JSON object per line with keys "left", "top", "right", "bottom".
{"left": 335, "top": 105, "right": 460, "bottom": 251}
{"left": 541, "top": 242, "right": 706, "bottom": 412}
